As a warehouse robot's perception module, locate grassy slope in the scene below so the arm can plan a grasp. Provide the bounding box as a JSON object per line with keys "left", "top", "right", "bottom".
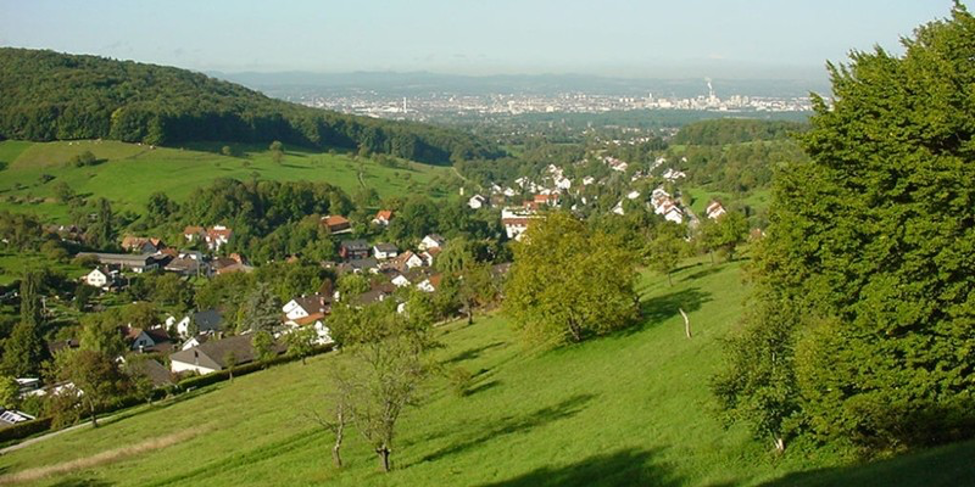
{"left": 1, "top": 260, "right": 967, "bottom": 486}
{"left": 0, "top": 140, "right": 453, "bottom": 221}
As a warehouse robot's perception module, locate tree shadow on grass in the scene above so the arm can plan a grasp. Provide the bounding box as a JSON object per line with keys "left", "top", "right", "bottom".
{"left": 415, "top": 393, "right": 597, "bottom": 465}
{"left": 620, "top": 287, "right": 712, "bottom": 337}
{"left": 682, "top": 265, "right": 725, "bottom": 282}
{"left": 464, "top": 379, "right": 500, "bottom": 397}
{"left": 443, "top": 341, "right": 507, "bottom": 365}
{"left": 476, "top": 447, "right": 695, "bottom": 487}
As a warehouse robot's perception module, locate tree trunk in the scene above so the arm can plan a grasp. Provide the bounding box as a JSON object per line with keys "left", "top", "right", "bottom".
{"left": 709, "top": 250, "right": 716, "bottom": 265}
{"left": 376, "top": 446, "right": 391, "bottom": 472}
{"left": 467, "top": 300, "right": 474, "bottom": 325}
{"left": 567, "top": 318, "right": 583, "bottom": 342}
{"left": 666, "top": 272, "right": 672, "bottom": 287}
{"left": 332, "top": 443, "right": 343, "bottom": 468}
{"left": 774, "top": 437, "right": 785, "bottom": 454}
{"left": 89, "top": 403, "right": 99, "bottom": 428}
{"left": 332, "top": 410, "right": 345, "bottom": 468}
{"left": 679, "top": 308, "right": 691, "bottom": 339}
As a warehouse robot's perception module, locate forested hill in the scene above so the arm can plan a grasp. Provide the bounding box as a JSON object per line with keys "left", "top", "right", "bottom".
{"left": 0, "top": 48, "right": 503, "bottom": 164}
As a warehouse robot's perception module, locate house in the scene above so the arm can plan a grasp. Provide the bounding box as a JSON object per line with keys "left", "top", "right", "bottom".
{"left": 662, "top": 205, "right": 684, "bottom": 224}
{"left": 322, "top": 215, "right": 352, "bottom": 235}
{"left": 706, "top": 201, "right": 727, "bottom": 220}
{"left": 534, "top": 194, "right": 560, "bottom": 207}
{"left": 169, "top": 334, "right": 277, "bottom": 375}
{"left": 421, "top": 248, "right": 440, "bottom": 267}
{"left": 418, "top": 234, "right": 446, "bottom": 252}
{"left": 125, "top": 359, "right": 175, "bottom": 388}
{"left": 83, "top": 268, "right": 110, "bottom": 288}
{"left": 121, "top": 236, "right": 164, "bottom": 254}
{"left": 168, "top": 309, "right": 224, "bottom": 339}
{"left": 373, "top": 243, "right": 399, "bottom": 260}
{"left": 183, "top": 226, "right": 205, "bottom": 242}
{"left": 76, "top": 252, "right": 160, "bottom": 273}
{"left": 662, "top": 168, "right": 687, "bottom": 182}
{"left": 282, "top": 314, "right": 334, "bottom": 346}
{"left": 282, "top": 294, "right": 331, "bottom": 322}
{"left": 180, "top": 334, "right": 211, "bottom": 351}
{"left": 164, "top": 252, "right": 206, "bottom": 276}
{"left": 339, "top": 240, "right": 371, "bottom": 260}
{"left": 390, "top": 273, "right": 411, "bottom": 287}
{"left": 372, "top": 210, "right": 393, "bottom": 226}
{"left": 125, "top": 327, "right": 174, "bottom": 353}
{"left": 468, "top": 195, "right": 488, "bottom": 209}
{"left": 501, "top": 207, "right": 538, "bottom": 241}
{"left": 416, "top": 274, "right": 443, "bottom": 293}
{"left": 205, "top": 226, "right": 232, "bottom": 251}
{"left": 386, "top": 251, "right": 425, "bottom": 272}
{"left": 0, "top": 408, "right": 35, "bottom": 429}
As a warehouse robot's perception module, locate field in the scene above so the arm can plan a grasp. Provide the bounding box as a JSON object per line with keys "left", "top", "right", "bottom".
{"left": 0, "top": 260, "right": 968, "bottom": 486}
{"left": 0, "top": 140, "right": 456, "bottom": 222}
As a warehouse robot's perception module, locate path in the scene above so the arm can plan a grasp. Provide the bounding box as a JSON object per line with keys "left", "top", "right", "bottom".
{"left": 0, "top": 414, "right": 117, "bottom": 455}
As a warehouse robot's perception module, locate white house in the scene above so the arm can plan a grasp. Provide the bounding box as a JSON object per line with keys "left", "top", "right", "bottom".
{"left": 373, "top": 243, "right": 399, "bottom": 260}
{"left": 468, "top": 194, "right": 488, "bottom": 209}
{"left": 390, "top": 274, "right": 411, "bottom": 287}
{"left": 612, "top": 201, "right": 626, "bottom": 215}
{"left": 418, "top": 234, "right": 446, "bottom": 251}
{"left": 205, "top": 225, "right": 232, "bottom": 251}
{"left": 663, "top": 205, "right": 684, "bottom": 224}
{"left": 501, "top": 207, "right": 538, "bottom": 241}
{"left": 706, "top": 201, "right": 727, "bottom": 220}
{"left": 626, "top": 190, "right": 641, "bottom": 200}
{"left": 84, "top": 268, "right": 109, "bottom": 288}
{"left": 662, "top": 168, "right": 686, "bottom": 182}
{"left": 282, "top": 295, "right": 329, "bottom": 322}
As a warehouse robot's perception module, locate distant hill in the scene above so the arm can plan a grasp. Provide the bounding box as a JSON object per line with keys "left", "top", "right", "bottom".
{"left": 0, "top": 48, "right": 503, "bottom": 165}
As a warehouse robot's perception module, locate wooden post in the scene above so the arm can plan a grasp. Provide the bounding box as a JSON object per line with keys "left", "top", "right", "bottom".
{"left": 679, "top": 308, "right": 691, "bottom": 339}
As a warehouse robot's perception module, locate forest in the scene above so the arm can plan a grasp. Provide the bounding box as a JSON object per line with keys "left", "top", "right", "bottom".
{"left": 0, "top": 48, "right": 504, "bottom": 165}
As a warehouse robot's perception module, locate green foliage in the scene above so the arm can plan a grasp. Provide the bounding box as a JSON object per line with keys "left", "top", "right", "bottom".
{"left": 673, "top": 119, "right": 806, "bottom": 146}
{"left": 0, "top": 48, "right": 503, "bottom": 165}
{"left": 0, "top": 374, "right": 19, "bottom": 409}
{"left": 70, "top": 150, "right": 99, "bottom": 167}
{"left": 49, "top": 349, "right": 129, "bottom": 426}
{"left": 87, "top": 197, "right": 116, "bottom": 251}
{"left": 1, "top": 269, "right": 46, "bottom": 376}
{"left": 237, "top": 283, "right": 281, "bottom": 334}
{"left": 283, "top": 327, "right": 317, "bottom": 364}
{"left": 252, "top": 331, "right": 277, "bottom": 363}
{"left": 78, "top": 311, "right": 127, "bottom": 357}
{"left": 504, "top": 212, "right": 640, "bottom": 345}
{"left": 715, "top": 7, "right": 975, "bottom": 453}
{"left": 643, "top": 223, "right": 688, "bottom": 285}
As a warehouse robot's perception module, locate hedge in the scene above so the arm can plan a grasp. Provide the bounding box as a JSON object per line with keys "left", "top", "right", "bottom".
{"left": 0, "top": 416, "right": 54, "bottom": 443}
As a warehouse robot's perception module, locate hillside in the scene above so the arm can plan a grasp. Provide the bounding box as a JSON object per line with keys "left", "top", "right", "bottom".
{"left": 0, "top": 48, "right": 503, "bottom": 165}
{"left": 0, "top": 139, "right": 455, "bottom": 222}
{"left": 0, "top": 261, "right": 968, "bottom": 486}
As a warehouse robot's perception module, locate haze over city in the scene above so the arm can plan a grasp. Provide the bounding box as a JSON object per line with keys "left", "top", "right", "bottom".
{"left": 0, "top": 0, "right": 970, "bottom": 79}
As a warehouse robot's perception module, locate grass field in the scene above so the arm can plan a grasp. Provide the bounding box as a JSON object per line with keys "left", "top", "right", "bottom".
{"left": 0, "top": 140, "right": 456, "bottom": 222}
{"left": 0, "top": 260, "right": 967, "bottom": 486}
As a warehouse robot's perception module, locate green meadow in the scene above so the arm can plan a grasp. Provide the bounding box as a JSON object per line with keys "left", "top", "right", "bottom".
{"left": 0, "top": 260, "right": 968, "bottom": 486}
{"left": 0, "top": 140, "right": 455, "bottom": 222}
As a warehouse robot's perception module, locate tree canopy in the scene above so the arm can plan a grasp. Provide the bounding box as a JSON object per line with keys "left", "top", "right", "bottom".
{"left": 713, "top": 6, "right": 975, "bottom": 453}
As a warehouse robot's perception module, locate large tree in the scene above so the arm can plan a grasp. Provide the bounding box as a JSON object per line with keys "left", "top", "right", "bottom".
{"left": 1, "top": 270, "right": 47, "bottom": 376}
{"left": 504, "top": 212, "right": 639, "bottom": 346}
{"left": 714, "top": 6, "right": 974, "bottom": 452}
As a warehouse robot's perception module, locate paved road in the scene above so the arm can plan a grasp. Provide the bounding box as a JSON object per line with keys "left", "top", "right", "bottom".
{"left": 0, "top": 415, "right": 113, "bottom": 455}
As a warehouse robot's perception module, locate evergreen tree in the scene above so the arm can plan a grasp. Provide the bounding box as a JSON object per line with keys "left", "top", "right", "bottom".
{"left": 1, "top": 270, "right": 47, "bottom": 376}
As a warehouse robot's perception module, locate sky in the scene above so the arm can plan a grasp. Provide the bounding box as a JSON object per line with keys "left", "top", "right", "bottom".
{"left": 0, "top": 1, "right": 970, "bottom": 79}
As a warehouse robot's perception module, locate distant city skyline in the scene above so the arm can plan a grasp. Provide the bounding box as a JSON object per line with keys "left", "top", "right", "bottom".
{"left": 0, "top": 1, "right": 970, "bottom": 79}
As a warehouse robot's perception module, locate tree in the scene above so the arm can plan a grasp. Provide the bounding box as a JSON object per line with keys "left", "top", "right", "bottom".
{"left": 0, "top": 375, "right": 19, "bottom": 409}
{"left": 70, "top": 150, "right": 98, "bottom": 167}
{"left": 88, "top": 198, "right": 115, "bottom": 250}
{"left": 270, "top": 140, "right": 284, "bottom": 165}
{"left": 504, "top": 213, "right": 640, "bottom": 346}
{"left": 341, "top": 332, "right": 426, "bottom": 472}
{"left": 237, "top": 283, "right": 281, "bottom": 334}
{"left": 52, "top": 181, "right": 76, "bottom": 203}
{"left": 458, "top": 262, "right": 495, "bottom": 325}
{"left": 252, "top": 330, "right": 277, "bottom": 363}
{"left": 1, "top": 270, "right": 47, "bottom": 376}
{"left": 224, "top": 351, "right": 237, "bottom": 381}
{"left": 79, "top": 312, "right": 127, "bottom": 357}
{"left": 50, "top": 349, "right": 127, "bottom": 427}
{"left": 284, "top": 327, "right": 317, "bottom": 365}
{"left": 715, "top": 7, "right": 975, "bottom": 452}
{"left": 221, "top": 145, "right": 234, "bottom": 157}
{"left": 145, "top": 192, "right": 179, "bottom": 227}
{"left": 644, "top": 223, "right": 688, "bottom": 286}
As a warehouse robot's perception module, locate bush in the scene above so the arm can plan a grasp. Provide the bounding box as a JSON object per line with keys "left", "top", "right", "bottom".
{"left": 446, "top": 366, "right": 474, "bottom": 397}
{"left": 70, "top": 150, "right": 99, "bottom": 167}
{"left": 0, "top": 417, "right": 54, "bottom": 443}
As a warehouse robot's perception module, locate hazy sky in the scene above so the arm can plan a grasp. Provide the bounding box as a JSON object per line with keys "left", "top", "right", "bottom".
{"left": 0, "top": 1, "right": 969, "bottom": 78}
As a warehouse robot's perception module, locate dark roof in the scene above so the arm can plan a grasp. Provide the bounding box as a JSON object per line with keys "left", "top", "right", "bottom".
{"left": 126, "top": 359, "right": 174, "bottom": 388}
{"left": 293, "top": 295, "right": 329, "bottom": 314}
{"left": 170, "top": 334, "right": 258, "bottom": 370}
{"left": 192, "top": 309, "right": 223, "bottom": 332}
{"left": 349, "top": 258, "right": 378, "bottom": 270}
{"left": 354, "top": 289, "right": 391, "bottom": 306}
{"left": 341, "top": 239, "right": 370, "bottom": 251}
{"left": 373, "top": 243, "right": 398, "bottom": 252}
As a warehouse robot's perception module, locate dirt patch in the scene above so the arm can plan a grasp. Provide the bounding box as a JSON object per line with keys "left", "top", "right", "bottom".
{"left": 0, "top": 427, "right": 205, "bottom": 485}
